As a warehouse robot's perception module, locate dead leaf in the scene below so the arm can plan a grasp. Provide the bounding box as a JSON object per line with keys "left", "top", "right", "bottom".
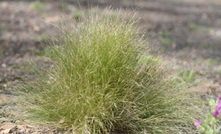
{"left": 44, "top": 16, "right": 60, "bottom": 23}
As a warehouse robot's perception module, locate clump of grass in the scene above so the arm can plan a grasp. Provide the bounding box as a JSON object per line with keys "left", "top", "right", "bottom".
{"left": 22, "top": 12, "right": 201, "bottom": 133}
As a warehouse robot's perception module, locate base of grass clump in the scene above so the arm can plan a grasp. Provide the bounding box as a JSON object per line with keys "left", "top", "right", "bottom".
{"left": 22, "top": 10, "right": 201, "bottom": 134}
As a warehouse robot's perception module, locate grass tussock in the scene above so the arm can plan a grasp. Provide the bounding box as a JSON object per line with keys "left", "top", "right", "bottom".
{"left": 22, "top": 11, "right": 201, "bottom": 134}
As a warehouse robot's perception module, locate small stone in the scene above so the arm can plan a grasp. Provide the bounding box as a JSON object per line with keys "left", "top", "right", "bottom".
{"left": 0, "top": 128, "right": 11, "bottom": 134}
{"left": 0, "top": 122, "right": 16, "bottom": 134}
{"left": 1, "top": 64, "right": 6, "bottom": 68}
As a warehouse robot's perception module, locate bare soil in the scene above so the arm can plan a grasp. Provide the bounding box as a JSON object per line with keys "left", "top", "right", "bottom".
{"left": 0, "top": 0, "right": 221, "bottom": 133}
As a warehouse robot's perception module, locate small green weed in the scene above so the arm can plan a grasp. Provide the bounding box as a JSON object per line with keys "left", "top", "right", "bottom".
{"left": 58, "top": 3, "right": 69, "bottom": 11}
{"left": 160, "top": 31, "right": 173, "bottom": 46}
{"left": 122, "top": 0, "right": 134, "bottom": 6}
{"left": 201, "top": 43, "right": 211, "bottom": 49}
{"left": 22, "top": 11, "right": 201, "bottom": 134}
{"left": 30, "top": 1, "right": 45, "bottom": 11}
{"left": 214, "top": 66, "right": 221, "bottom": 74}
{"left": 37, "top": 34, "right": 49, "bottom": 43}
{"left": 179, "top": 70, "right": 196, "bottom": 82}
{"left": 72, "top": 11, "right": 85, "bottom": 21}
{"left": 161, "top": 38, "right": 173, "bottom": 45}
{"left": 161, "top": 31, "right": 171, "bottom": 38}
{"left": 188, "top": 23, "right": 198, "bottom": 31}
{"left": 206, "top": 58, "right": 218, "bottom": 65}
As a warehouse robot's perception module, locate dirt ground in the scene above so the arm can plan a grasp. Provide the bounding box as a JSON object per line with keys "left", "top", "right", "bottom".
{"left": 0, "top": 0, "right": 221, "bottom": 133}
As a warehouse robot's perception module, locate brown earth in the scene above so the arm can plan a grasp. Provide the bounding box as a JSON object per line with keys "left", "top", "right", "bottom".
{"left": 0, "top": 0, "right": 221, "bottom": 133}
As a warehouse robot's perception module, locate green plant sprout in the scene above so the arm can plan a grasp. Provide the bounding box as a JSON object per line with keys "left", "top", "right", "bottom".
{"left": 195, "top": 97, "right": 221, "bottom": 134}
{"left": 30, "top": 1, "right": 45, "bottom": 11}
